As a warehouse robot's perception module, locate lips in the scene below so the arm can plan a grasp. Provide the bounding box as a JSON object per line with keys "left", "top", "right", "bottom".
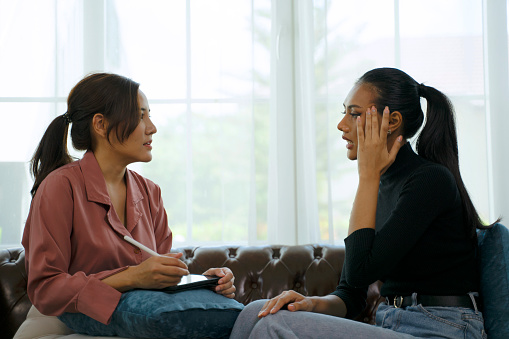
{"left": 143, "top": 140, "right": 152, "bottom": 146}
{"left": 342, "top": 135, "right": 354, "bottom": 150}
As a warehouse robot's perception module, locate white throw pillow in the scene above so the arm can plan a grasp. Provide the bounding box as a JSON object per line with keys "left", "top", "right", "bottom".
{"left": 13, "top": 305, "right": 130, "bottom": 339}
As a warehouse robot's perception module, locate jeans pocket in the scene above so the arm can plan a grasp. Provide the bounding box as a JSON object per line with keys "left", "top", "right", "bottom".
{"left": 461, "top": 312, "right": 487, "bottom": 339}
{"left": 416, "top": 305, "right": 467, "bottom": 330}
{"left": 415, "top": 306, "right": 487, "bottom": 339}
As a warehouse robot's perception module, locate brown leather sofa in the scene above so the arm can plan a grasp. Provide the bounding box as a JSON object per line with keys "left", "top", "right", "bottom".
{"left": 0, "top": 245, "right": 384, "bottom": 339}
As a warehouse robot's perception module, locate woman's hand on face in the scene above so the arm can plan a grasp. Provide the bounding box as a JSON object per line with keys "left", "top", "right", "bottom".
{"left": 128, "top": 253, "right": 189, "bottom": 290}
{"left": 258, "top": 290, "right": 314, "bottom": 318}
{"left": 202, "top": 267, "right": 236, "bottom": 299}
{"left": 357, "top": 106, "right": 403, "bottom": 178}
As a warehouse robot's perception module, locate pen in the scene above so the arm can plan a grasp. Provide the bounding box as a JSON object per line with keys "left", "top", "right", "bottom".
{"left": 123, "top": 235, "right": 161, "bottom": 257}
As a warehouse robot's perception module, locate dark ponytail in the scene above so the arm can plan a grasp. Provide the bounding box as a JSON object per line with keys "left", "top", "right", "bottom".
{"left": 30, "top": 73, "right": 140, "bottom": 198}
{"left": 358, "top": 67, "right": 498, "bottom": 239}
{"left": 417, "top": 84, "right": 497, "bottom": 237}
{"left": 30, "top": 115, "right": 73, "bottom": 197}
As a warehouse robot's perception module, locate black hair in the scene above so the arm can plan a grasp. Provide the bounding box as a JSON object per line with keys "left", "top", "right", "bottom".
{"left": 357, "top": 67, "right": 498, "bottom": 238}
{"left": 30, "top": 73, "right": 140, "bottom": 197}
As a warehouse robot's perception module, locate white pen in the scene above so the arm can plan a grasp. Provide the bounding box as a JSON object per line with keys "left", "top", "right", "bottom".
{"left": 123, "top": 235, "right": 161, "bottom": 257}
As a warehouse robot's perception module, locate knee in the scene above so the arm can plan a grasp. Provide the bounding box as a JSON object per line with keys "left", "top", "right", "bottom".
{"left": 243, "top": 299, "right": 267, "bottom": 315}
{"left": 230, "top": 300, "right": 268, "bottom": 339}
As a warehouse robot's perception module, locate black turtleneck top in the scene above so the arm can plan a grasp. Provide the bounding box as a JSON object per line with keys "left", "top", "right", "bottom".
{"left": 331, "top": 143, "right": 478, "bottom": 318}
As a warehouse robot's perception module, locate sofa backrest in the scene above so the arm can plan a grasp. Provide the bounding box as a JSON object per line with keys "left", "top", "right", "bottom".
{"left": 173, "top": 244, "right": 346, "bottom": 305}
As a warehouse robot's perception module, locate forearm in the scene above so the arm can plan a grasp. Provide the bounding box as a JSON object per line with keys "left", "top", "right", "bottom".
{"left": 348, "top": 175, "right": 380, "bottom": 235}
{"left": 310, "top": 295, "right": 348, "bottom": 317}
{"left": 101, "top": 266, "right": 137, "bottom": 292}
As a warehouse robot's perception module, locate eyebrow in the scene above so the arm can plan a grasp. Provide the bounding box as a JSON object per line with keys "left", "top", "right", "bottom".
{"left": 141, "top": 107, "right": 151, "bottom": 112}
{"left": 343, "top": 104, "right": 362, "bottom": 109}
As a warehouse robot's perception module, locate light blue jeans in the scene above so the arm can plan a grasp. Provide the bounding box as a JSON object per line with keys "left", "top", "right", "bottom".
{"left": 230, "top": 296, "right": 486, "bottom": 339}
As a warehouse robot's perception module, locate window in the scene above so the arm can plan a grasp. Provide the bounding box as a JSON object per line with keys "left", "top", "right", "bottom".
{"left": 0, "top": 0, "right": 506, "bottom": 249}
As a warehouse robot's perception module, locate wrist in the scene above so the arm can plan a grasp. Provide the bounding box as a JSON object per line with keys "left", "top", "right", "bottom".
{"left": 309, "top": 296, "right": 328, "bottom": 313}
{"left": 123, "top": 266, "right": 138, "bottom": 290}
{"left": 358, "top": 172, "right": 381, "bottom": 182}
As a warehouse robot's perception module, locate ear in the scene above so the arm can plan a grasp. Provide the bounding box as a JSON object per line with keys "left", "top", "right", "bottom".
{"left": 389, "top": 110, "right": 403, "bottom": 132}
{"left": 91, "top": 113, "right": 108, "bottom": 139}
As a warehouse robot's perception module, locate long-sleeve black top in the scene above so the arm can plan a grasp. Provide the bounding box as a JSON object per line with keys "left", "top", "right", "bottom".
{"left": 331, "top": 143, "right": 478, "bottom": 318}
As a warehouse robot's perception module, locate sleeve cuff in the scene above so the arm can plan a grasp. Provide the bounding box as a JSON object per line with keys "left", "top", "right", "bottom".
{"left": 77, "top": 278, "right": 122, "bottom": 324}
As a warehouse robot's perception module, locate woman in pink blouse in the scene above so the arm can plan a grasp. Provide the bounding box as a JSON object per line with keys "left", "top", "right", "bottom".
{"left": 21, "top": 73, "right": 243, "bottom": 338}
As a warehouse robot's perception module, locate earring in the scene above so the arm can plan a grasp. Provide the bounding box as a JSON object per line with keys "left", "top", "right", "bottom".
{"left": 387, "top": 129, "right": 391, "bottom": 135}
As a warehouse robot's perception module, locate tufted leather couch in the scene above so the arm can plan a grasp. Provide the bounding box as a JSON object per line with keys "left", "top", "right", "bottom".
{"left": 0, "top": 245, "right": 384, "bottom": 339}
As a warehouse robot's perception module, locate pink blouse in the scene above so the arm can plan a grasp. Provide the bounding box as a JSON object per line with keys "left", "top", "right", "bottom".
{"left": 22, "top": 151, "right": 172, "bottom": 324}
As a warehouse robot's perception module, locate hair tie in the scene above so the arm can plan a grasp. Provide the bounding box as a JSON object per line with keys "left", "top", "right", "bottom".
{"left": 418, "top": 83, "right": 426, "bottom": 96}
{"left": 62, "top": 112, "right": 72, "bottom": 125}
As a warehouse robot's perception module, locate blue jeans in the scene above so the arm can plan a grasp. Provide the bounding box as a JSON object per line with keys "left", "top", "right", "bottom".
{"left": 376, "top": 302, "right": 486, "bottom": 338}
{"left": 230, "top": 297, "right": 486, "bottom": 339}
{"left": 58, "top": 289, "right": 243, "bottom": 339}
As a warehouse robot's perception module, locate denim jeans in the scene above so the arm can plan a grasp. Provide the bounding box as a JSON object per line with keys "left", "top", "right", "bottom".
{"left": 230, "top": 297, "right": 487, "bottom": 339}
{"left": 58, "top": 289, "right": 243, "bottom": 339}
{"left": 376, "top": 294, "right": 487, "bottom": 339}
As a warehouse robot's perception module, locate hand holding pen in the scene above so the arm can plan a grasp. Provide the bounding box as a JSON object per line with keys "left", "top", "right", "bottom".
{"left": 102, "top": 236, "right": 189, "bottom": 292}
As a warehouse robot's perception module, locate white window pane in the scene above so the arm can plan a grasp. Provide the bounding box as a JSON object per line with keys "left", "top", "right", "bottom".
{"left": 190, "top": 103, "right": 253, "bottom": 243}
{"left": 56, "top": 0, "right": 85, "bottom": 97}
{"left": 399, "top": 0, "right": 484, "bottom": 95}
{"left": 191, "top": 0, "right": 257, "bottom": 99}
{"left": 252, "top": 0, "right": 271, "bottom": 98}
{"left": 454, "top": 97, "right": 490, "bottom": 221}
{"left": 0, "top": 102, "right": 58, "bottom": 161}
{"left": 0, "top": 0, "right": 56, "bottom": 97}
{"left": 140, "top": 104, "right": 188, "bottom": 243}
{"left": 106, "top": 0, "right": 187, "bottom": 99}
{"left": 322, "top": 0, "right": 395, "bottom": 97}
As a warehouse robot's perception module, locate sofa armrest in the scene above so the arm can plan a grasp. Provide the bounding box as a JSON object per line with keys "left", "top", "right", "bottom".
{"left": 0, "top": 248, "right": 31, "bottom": 339}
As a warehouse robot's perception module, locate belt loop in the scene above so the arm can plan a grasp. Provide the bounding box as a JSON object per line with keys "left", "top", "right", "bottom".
{"left": 468, "top": 292, "right": 479, "bottom": 314}
{"left": 411, "top": 292, "right": 418, "bottom": 306}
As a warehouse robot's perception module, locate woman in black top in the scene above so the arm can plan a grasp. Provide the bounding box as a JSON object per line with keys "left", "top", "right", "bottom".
{"left": 230, "top": 68, "right": 494, "bottom": 338}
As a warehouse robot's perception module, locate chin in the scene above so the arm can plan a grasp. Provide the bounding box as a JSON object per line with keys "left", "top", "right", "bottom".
{"left": 139, "top": 154, "right": 153, "bottom": 163}
{"left": 346, "top": 151, "right": 357, "bottom": 161}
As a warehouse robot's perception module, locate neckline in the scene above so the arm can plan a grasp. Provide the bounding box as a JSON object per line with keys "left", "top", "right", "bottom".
{"left": 382, "top": 143, "right": 418, "bottom": 180}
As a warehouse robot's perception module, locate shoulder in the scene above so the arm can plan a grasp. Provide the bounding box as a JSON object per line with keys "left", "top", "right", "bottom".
{"left": 37, "top": 161, "right": 82, "bottom": 196}
{"left": 404, "top": 161, "right": 458, "bottom": 198}
{"left": 127, "top": 169, "right": 162, "bottom": 196}
{"left": 411, "top": 161, "right": 455, "bottom": 185}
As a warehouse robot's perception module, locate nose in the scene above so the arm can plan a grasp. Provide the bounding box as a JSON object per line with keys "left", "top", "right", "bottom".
{"left": 337, "top": 115, "right": 348, "bottom": 132}
{"left": 147, "top": 117, "right": 157, "bottom": 135}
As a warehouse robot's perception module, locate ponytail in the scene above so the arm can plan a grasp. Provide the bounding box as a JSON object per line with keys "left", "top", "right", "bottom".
{"left": 416, "top": 85, "right": 458, "bottom": 170}
{"left": 30, "top": 114, "right": 73, "bottom": 197}
{"left": 417, "top": 85, "right": 498, "bottom": 237}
